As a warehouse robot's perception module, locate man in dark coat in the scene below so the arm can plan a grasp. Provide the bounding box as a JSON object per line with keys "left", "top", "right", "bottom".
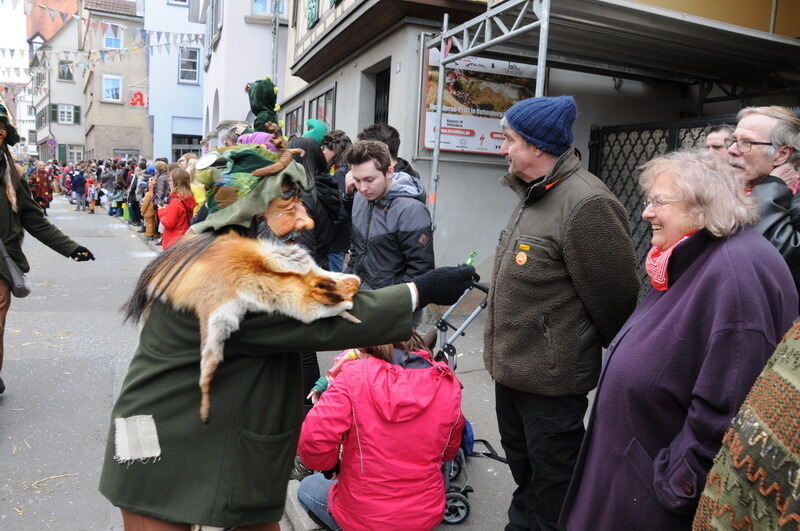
{"left": 484, "top": 96, "right": 639, "bottom": 530}
{"left": 727, "top": 105, "right": 800, "bottom": 299}
{"left": 0, "top": 99, "right": 94, "bottom": 395}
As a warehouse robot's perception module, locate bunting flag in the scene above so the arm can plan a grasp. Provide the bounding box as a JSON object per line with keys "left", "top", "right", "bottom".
{"left": 59, "top": 11, "right": 69, "bottom": 23}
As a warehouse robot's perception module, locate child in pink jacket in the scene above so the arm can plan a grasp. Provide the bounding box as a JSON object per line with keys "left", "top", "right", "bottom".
{"left": 297, "top": 337, "right": 465, "bottom": 531}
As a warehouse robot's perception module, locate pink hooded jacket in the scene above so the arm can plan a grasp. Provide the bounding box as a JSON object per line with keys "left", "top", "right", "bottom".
{"left": 298, "top": 350, "right": 465, "bottom": 531}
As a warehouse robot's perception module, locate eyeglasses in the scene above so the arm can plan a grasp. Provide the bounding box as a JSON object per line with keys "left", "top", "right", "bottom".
{"left": 643, "top": 195, "right": 680, "bottom": 209}
{"left": 723, "top": 138, "right": 772, "bottom": 153}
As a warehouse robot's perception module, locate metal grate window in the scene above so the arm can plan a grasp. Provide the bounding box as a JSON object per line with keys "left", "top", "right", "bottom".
{"left": 588, "top": 115, "right": 739, "bottom": 292}
{"left": 373, "top": 68, "right": 390, "bottom": 124}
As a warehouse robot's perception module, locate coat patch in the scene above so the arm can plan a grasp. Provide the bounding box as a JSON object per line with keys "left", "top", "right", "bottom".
{"left": 114, "top": 415, "right": 162, "bottom": 464}
{"left": 515, "top": 251, "right": 528, "bottom": 265}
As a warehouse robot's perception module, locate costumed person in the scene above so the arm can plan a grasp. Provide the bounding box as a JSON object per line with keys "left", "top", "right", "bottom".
{"left": 302, "top": 118, "right": 328, "bottom": 145}
{"left": 98, "top": 80, "right": 475, "bottom": 531}
{"left": 157, "top": 168, "right": 197, "bottom": 250}
{"left": 297, "top": 334, "right": 465, "bottom": 531}
{"left": 140, "top": 176, "right": 157, "bottom": 241}
{"left": 0, "top": 97, "right": 95, "bottom": 395}
{"left": 560, "top": 150, "right": 798, "bottom": 530}
{"left": 28, "top": 161, "right": 54, "bottom": 216}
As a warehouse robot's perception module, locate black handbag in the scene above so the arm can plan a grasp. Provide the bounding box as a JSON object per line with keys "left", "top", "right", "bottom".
{"left": 0, "top": 239, "right": 30, "bottom": 298}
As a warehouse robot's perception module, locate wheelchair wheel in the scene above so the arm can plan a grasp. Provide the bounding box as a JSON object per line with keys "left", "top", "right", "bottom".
{"left": 442, "top": 491, "right": 470, "bottom": 525}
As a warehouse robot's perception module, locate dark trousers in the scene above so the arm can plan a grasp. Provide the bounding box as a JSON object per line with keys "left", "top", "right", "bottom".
{"left": 495, "top": 382, "right": 587, "bottom": 531}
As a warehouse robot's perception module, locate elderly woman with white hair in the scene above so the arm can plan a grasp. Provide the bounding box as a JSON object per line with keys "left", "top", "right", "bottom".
{"left": 560, "top": 150, "right": 798, "bottom": 530}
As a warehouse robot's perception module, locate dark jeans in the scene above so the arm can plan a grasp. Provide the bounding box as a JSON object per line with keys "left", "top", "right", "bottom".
{"left": 129, "top": 200, "right": 142, "bottom": 224}
{"left": 495, "top": 382, "right": 587, "bottom": 531}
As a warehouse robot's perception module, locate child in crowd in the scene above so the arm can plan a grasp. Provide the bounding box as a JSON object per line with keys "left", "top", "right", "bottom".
{"left": 141, "top": 177, "right": 157, "bottom": 241}
{"left": 86, "top": 177, "right": 98, "bottom": 214}
{"left": 157, "top": 168, "right": 196, "bottom": 250}
{"left": 297, "top": 334, "right": 465, "bottom": 531}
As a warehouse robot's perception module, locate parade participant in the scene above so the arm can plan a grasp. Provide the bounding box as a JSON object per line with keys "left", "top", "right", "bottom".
{"left": 0, "top": 97, "right": 94, "bottom": 395}
{"left": 28, "top": 161, "right": 54, "bottom": 216}
{"left": 99, "top": 89, "right": 474, "bottom": 530}
{"left": 561, "top": 150, "right": 797, "bottom": 530}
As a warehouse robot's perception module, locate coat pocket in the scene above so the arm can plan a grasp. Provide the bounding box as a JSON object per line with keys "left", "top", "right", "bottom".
{"left": 228, "top": 427, "right": 298, "bottom": 512}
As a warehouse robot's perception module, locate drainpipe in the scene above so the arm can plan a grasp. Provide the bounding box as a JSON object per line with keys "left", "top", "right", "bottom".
{"left": 769, "top": 0, "right": 778, "bottom": 33}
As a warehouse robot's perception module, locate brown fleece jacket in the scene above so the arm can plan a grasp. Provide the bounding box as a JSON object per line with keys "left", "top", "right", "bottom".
{"left": 483, "top": 148, "right": 639, "bottom": 396}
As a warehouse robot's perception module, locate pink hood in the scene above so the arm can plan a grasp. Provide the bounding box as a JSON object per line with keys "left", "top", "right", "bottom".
{"left": 299, "top": 352, "right": 464, "bottom": 531}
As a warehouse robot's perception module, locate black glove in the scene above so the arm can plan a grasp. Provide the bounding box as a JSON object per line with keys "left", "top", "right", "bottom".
{"left": 69, "top": 246, "right": 95, "bottom": 262}
{"left": 414, "top": 265, "right": 476, "bottom": 308}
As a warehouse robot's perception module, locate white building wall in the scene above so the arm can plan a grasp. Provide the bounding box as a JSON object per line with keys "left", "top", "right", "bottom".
{"left": 0, "top": 0, "right": 29, "bottom": 87}
{"left": 144, "top": 0, "right": 205, "bottom": 159}
{"left": 282, "top": 24, "right": 696, "bottom": 277}
{"left": 34, "top": 18, "right": 85, "bottom": 157}
{"left": 201, "top": 1, "right": 287, "bottom": 144}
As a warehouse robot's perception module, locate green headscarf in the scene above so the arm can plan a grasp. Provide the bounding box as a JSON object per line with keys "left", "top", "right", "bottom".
{"left": 190, "top": 155, "right": 309, "bottom": 234}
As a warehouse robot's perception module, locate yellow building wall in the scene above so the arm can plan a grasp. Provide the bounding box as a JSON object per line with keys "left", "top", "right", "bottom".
{"left": 635, "top": 0, "right": 799, "bottom": 37}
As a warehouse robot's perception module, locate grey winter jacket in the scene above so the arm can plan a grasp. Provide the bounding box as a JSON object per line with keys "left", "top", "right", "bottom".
{"left": 346, "top": 172, "right": 434, "bottom": 289}
{"left": 483, "top": 149, "right": 639, "bottom": 396}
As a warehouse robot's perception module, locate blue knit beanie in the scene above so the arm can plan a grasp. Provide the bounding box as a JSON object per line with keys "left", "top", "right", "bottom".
{"left": 504, "top": 96, "right": 576, "bottom": 155}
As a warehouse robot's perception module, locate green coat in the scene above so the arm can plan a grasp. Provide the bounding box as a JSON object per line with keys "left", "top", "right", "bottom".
{"left": 99, "top": 284, "right": 413, "bottom": 526}
{"left": 0, "top": 164, "right": 79, "bottom": 283}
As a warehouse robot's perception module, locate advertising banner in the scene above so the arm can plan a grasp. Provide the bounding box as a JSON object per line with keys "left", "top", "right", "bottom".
{"left": 423, "top": 47, "right": 536, "bottom": 155}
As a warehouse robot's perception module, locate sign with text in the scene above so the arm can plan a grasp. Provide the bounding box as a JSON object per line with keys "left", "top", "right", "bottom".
{"left": 423, "top": 48, "right": 536, "bottom": 155}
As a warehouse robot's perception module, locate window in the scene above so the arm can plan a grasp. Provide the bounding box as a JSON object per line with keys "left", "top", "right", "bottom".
{"left": 307, "top": 87, "right": 334, "bottom": 130}
{"left": 68, "top": 145, "right": 83, "bottom": 164}
{"left": 35, "top": 108, "right": 47, "bottom": 129}
{"left": 49, "top": 104, "right": 81, "bottom": 125}
{"left": 34, "top": 71, "right": 46, "bottom": 90}
{"left": 28, "top": 105, "right": 35, "bottom": 115}
{"left": 103, "top": 23, "right": 123, "bottom": 49}
{"left": 57, "top": 61, "right": 74, "bottom": 81}
{"left": 179, "top": 47, "right": 199, "bottom": 83}
{"left": 102, "top": 74, "right": 122, "bottom": 102}
{"left": 284, "top": 105, "right": 304, "bottom": 138}
{"left": 28, "top": 130, "right": 37, "bottom": 144}
{"left": 58, "top": 104, "right": 74, "bottom": 124}
{"left": 306, "top": 0, "right": 319, "bottom": 28}
{"left": 168, "top": 0, "right": 188, "bottom": 5}
{"left": 253, "top": 0, "right": 285, "bottom": 15}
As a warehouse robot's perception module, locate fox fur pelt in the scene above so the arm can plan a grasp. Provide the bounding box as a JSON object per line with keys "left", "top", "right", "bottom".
{"left": 123, "top": 230, "right": 360, "bottom": 421}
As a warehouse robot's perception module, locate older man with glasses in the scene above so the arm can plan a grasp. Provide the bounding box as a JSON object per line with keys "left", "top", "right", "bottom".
{"left": 728, "top": 105, "right": 800, "bottom": 300}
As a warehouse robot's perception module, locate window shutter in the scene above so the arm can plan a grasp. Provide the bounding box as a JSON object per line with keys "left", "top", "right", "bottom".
{"left": 73, "top": 106, "right": 81, "bottom": 125}
{"left": 50, "top": 104, "right": 58, "bottom": 122}
{"left": 57, "top": 144, "right": 67, "bottom": 162}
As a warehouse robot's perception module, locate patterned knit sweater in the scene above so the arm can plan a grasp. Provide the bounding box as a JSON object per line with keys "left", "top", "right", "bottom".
{"left": 693, "top": 318, "right": 800, "bottom": 530}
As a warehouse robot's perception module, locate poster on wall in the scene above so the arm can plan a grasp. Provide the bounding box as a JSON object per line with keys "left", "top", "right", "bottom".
{"left": 423, "top": 47, "right": 537, "bottom": 155}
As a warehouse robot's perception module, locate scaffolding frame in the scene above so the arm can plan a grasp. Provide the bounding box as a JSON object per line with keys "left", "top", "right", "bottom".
{"left": 427, "top": 0, "right": 550, "bottom": 230}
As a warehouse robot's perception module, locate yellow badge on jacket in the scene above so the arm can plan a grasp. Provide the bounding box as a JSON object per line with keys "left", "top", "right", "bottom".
{"left": 515, "top": 251, "right": 527, "bottom": 265}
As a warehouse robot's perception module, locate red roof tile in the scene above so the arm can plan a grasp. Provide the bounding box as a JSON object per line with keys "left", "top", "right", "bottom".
{"left": 84, "top": 0, "right": 138, "bottom": 17}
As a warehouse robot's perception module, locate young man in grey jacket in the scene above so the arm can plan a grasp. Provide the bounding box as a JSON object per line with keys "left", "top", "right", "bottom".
{"left": 484, "top": 95, "right": 638, "bottom": 530}
{"left": 343, "top": 140, "right": 434, "bottom": 290}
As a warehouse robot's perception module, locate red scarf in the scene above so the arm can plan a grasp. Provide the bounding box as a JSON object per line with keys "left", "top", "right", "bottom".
{"left": 645, "top": 232, "right": 696, "bottom": 291}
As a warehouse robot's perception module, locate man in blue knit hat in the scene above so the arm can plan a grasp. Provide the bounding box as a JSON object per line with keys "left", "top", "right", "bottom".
{"left": 483, "top": 96, "right": 639, "bottom": 530}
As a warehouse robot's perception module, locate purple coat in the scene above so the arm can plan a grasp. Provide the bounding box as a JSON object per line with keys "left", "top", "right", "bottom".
{"left": 561, "top": 228, "right": 798, "bottom": 530}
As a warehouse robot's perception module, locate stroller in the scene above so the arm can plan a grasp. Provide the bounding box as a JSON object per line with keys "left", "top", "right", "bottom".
{"left": 426, "top": 280, "right": 507, "bottom": 525}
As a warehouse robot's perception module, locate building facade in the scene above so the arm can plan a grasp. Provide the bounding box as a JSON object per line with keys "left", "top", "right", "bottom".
{"left": 144, "top": 0, "right": 205, "bottom": 160}
{"left": 29, "top": 17, "right": 86, "bottom": 164}
{"left": 280, "top": 0, "right": 800, "bottom": 272}
{"left": 1, "top": 0, "right": 37, "bottom": 160}
{"left": 81, "top": 0, "right": 153, "bottom": 160}
{"left": 188, "top": 0, "right": 288, "bottom": 149}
